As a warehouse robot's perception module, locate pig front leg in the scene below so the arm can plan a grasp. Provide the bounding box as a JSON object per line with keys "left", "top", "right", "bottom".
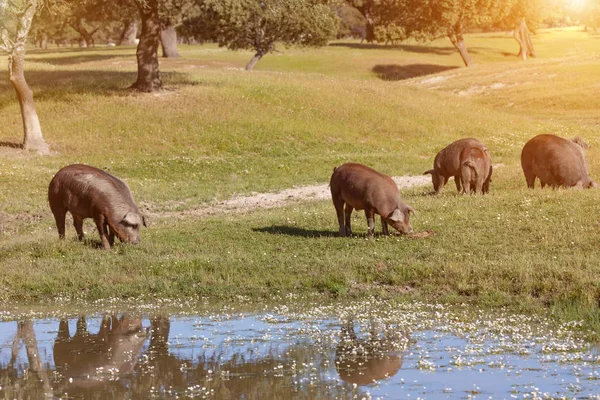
{"left": 454, "top": 175, "right": 462, "bottom": 192}
{"left": 381, "top": 218, "right": 389, "bottom": 236}
{"left": 73, "top": 216, "right": 84, "bottom": 240}
{"left": 94, "top": 215, "right": 111, "bottom": 250}
{"left": 365, "top": 209, "right": 375, "bottom": 238}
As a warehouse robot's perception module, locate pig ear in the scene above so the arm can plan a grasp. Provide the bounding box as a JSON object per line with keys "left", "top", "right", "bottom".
{"left": 388, "top": 209, "right": 404, "bottom": 222}
{"left": 407, "top": 206, "right": 417, "bottom": 219}
{"left": 122, "top": 212, "right": 141, "bottom": 226}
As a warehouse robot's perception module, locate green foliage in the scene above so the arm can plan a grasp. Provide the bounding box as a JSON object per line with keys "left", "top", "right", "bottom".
{"left": 332, "top": 3, "right": 365, "bottom": 38}
{"left": 200, "top": 0, "right": 338, "bottom": 64}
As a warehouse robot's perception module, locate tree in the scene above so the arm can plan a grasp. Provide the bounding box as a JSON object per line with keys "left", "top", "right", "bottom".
{"left": 158, "top": 1, "right": 198, "bottom": 58}
{"left": 493, "top": 0, "right": 542, "bottom": 60}
{"left": 131, "top": 0, "right": 162, "bottom": 92}
{"left": 370, "top": 0, "right": 513, "bottom": 67}
{"left": 201, "top": 0, "right": 339, "bottom": 71}
{"left": 346, "top": 0, "right": 375, "bottom": 42}
{"left": 0, "top": 0, "right": 50, "bottom": 153}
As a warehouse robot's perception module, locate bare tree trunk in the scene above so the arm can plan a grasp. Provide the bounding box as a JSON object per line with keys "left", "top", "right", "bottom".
{"left": 40, "top": 31, "right": 47, "bottom": 49}
{"left": 448, "top": 31, "right": 472, "bottom": 67}
{"left": 119, "top": 20, "right": 138, "bottom": 46}
{"left": 8, "top": 51, "right": 49, "bottom": 154}
{"left": 18, "top": 321, "right": 53, "bottom": 398}
{"left": 245, "top": 52, "right": 263, "bottom": 70}
{"left": 70, "top": 18, "right": 95, "bottom": 47}
{"left": 514, "top": 17, "right": 536, "bottom": 60}
{"left": 131, "top": 0, "right": 162, "bottom": 92}
{"left": 160, "top": 20, "right": 180, "bottom": 58}
{"left": 356, "top": 4, "right": 375, "bottom": 43}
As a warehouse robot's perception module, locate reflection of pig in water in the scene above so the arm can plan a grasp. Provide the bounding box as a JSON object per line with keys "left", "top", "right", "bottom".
{"left": 53, "top": 315, "right": 147, "bottom": 388}
{"left": 335, "top": 320, "right": 409, "bottom": 385}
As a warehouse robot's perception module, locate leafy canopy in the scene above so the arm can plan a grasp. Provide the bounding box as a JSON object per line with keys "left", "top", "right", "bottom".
{"left": 202, "top": 0, "right": 339, "bottom": 55}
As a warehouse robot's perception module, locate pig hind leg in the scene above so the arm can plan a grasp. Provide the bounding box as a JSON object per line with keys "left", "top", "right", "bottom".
{"left": 332, "top": 195, "right": 346, "bottom": 236}
{"left": 344, "top": 204, "right": 354, "bottom": 236}
{"left": 523, "top": 167, "right": 536, "bottom": 189}
{"left": 51, "top": 207, "right": 67, "bottom": 239}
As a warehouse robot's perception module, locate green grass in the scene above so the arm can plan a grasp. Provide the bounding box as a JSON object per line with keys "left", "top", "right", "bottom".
{"left": 2, "top": 27, "right": 600, "bottom": 332}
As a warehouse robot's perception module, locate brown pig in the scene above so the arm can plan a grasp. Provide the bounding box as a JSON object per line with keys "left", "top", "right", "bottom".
{"left": 424, "top": 138, "right": 492, "bottom": 194}
{"left": 330, "top": 163, "right": 415, "bottom": 237}
{"left": 48, "top": 164, "right": 146, "bottom": 249}
{"left": 459, "top": 147, "right": 492, "bottom": 194}
{"left": 521, "top": 134, "right": 596, "bottom": 189}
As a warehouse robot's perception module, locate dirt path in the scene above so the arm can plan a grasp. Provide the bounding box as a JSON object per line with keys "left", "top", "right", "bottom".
{"left": 148, "top": 175, "right": 430, "bottom": 219}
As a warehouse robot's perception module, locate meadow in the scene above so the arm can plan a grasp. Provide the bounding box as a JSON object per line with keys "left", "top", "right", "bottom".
{"left": 1, "top": 28, "right": 600, "bottom": 331}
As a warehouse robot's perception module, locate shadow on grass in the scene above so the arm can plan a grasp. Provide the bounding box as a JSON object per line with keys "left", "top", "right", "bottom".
{"left": 372, "top": 64, "right": 458, "bottom": 81}
{"left": 330, "top": 42, "right": 458, "bottom": 55}
{"left": 27, "top": 46, "right": 135, "bottom": 66}
{"left": 34, "top": 53, "right": 133, "bottom": 66}
{"left": 0, "top": 141, "right": 22, "bottom": 149}
{"left": 253, "top": 225, "right": 338, "bottom": 238}
{"left": 0, "top": 69, "right": 199, "bottom": 111}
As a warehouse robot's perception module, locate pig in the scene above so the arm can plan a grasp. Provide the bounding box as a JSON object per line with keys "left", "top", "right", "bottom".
{"left": 48, "top": 164, "right": 146, "bottom": 249}
{"left": 521, "top": 134, "right": 596, "bottom": 189}
{"left": 330, "top": 163, "right": 415, "bottom": 237}
{"left": 424, "top": 138, "right": 492, "bottom": 194}
{"left": 459, "top": 146, "right": 492, "bottom": 194}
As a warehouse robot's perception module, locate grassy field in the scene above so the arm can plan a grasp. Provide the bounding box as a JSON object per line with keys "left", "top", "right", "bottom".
{"left": 2, "top": 28, "right": 600, "bottom": 331}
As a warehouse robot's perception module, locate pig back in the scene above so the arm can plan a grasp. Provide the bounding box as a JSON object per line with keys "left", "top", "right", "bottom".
{"left": 49, "top": 164, "right": 139, "bottom": 218}
{"left": 521, "top": 134, "right": 591, "bottom": 187}
{"left": 330, "top": 163, "right": 400, "bottom": 212}
{"left": 434, "top": 138, "right": 487, "bottom": 176}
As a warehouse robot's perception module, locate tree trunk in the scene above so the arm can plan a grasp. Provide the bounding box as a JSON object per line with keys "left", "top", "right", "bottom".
{"left": 40, "top": 31, "right": 47, "bottom": 49}
{"left": 245, "top": 52, "right": 263, "bottom": 70}
{"left": 70, "top": 18, "right": 95, "bottom": 47}
{"left": 514, "top": 18, "right": 536, "bottom": 60}
{"left": 131, "top": 0, "right": 162, "bottom": 92}
{"left": 356, "top": 4, "right": 375, "bottom": 43}
{"left": 160, "top": 20, "right": 180, "bottom": 58}
{"left": 448, "top": 32, "right": 472, "bottom": 67}
{"left": 119, "top": 20, "right": 138, "bottom": 46}
{"left": 8, "top": 51, "right": 49, "bottom": 154}
{"left": 365, "top": 19, "right": 375, "bottom": 43}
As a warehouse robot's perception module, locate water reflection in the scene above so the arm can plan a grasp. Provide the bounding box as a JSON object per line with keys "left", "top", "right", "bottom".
{"left": 54, "top": 315, "right": 146, "bottom": 390}
{"left": 0, "top": 303, "right": 599, "bottom": 399}
{"left": 335, "top": 319, "right": 408, "bottom": 385}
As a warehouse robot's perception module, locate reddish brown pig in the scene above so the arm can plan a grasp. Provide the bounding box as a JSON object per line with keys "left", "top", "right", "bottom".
{"left": 48, "top": 164, "right": 146, "bottom": 249}
{"left": 521, "top": 134, "right": 596, "bottom": 189}
{"left": 459, "top": 147, "right": 492, "bottom": 194}
{"left": 330, "top": 163, "right": 415, "bottom": 237}
{"left": 424, "top": 138, "right": 492, "bottom": 194}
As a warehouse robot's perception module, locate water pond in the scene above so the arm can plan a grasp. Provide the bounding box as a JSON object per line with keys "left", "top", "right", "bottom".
{"left": 0, "top": 299, "right": 599, "bottom": 399}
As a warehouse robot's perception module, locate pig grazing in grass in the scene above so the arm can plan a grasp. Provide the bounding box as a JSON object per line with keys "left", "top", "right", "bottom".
{"left": 48, "top": 164, "right": 146, "bottom": 249}
{"left": 330, "top": 163, "right": 415, "bottom": 237}
{"left": 425, "top": 138, "right": 491, "bottom": 194}
{"left": 521, "top": 134, "right": 596, "bottom": 189}
{"left": 459, "top": 146, "right": 492, "bottom": 194}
